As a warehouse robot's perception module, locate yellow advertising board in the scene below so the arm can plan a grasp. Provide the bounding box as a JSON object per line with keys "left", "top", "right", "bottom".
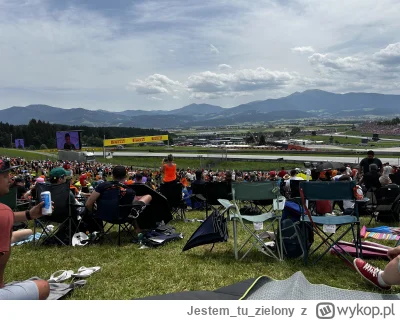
{"left": 103, "top": 135, "right": 168, "bottom": 147}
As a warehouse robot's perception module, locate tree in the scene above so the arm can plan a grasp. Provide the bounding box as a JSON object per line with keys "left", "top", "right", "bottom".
{"left": 273, "top": 131, "right": 285, "bottom": 138}
{"left": 40, "top": 144, "right": 48, "bottom": 149}
{"left": 258, "top": 134, "right": 266, "bottom": 145}
{"left": 290, "top": 127, "right": 301, "bottom": 136}
{"left": 329, "top": 136, "right": 334, "bottom": 143}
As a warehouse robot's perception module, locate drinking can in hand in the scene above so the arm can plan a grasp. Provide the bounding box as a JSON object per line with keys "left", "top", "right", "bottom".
{"left": 40, "top": 191, "right": 52, "bottom": 215}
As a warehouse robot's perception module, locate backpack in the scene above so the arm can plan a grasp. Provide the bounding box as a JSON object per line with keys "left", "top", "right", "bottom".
{"left": 278, "top": 219, "right": 314, "bottom": 259}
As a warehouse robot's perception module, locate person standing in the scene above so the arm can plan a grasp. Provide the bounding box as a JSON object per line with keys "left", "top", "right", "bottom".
{"left": 359, "top": 150, "right": 383, "bottom": 178}
{"left": 161, "top": 154, "right": 177, "bottom": 184}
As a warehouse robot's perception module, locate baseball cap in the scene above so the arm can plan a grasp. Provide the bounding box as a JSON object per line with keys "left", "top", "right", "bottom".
{"left": 269, "top": 170, "right": 276, "bottom": 177}
{"left": 50, "top": 167, "right": 68, "bottom": 178}
{"left": 0, "top": 159, "right": 19, "bottom": 173}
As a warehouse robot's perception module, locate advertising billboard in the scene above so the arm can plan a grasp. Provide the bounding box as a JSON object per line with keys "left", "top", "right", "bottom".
{"left": 103, "top": 135, "right": 169, "bottom": 147}
{"left": 56, "top": 131, "right": 81, "bottom": 150}
{"left": 15, "top": 139, "right": 25, "bottom": 149}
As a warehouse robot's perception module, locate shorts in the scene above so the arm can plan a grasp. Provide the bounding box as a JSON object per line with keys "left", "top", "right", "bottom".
{"left": 0, "top": 281, "right": 39, "bottom": 300}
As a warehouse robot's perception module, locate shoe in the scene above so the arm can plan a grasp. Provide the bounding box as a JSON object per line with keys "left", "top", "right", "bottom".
{"left": 353, "top": 258, "right": 391, "bottom": 290}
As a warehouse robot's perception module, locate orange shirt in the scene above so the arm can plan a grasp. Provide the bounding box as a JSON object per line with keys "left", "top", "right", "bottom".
{"left": 163, "top": 163, "right": 176, "bottom": 182}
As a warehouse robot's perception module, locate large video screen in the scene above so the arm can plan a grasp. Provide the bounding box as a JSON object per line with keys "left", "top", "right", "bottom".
{"left": 15, "top": 139, "right": 25, "bottom": 149}
{"left": 56, "top": 131, "right": 81, "bottom": 150}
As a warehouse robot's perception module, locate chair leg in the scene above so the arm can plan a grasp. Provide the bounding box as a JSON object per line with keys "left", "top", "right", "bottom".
{"left": 233, "top": 219, "right": 238, "bottom": 260}
{"left": 118, "top": 224, "right": 121, "bottom": 246}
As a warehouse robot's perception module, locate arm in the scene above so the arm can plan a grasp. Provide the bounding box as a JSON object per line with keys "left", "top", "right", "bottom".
{"left": 85, "top": 190, "right": 101, "bottom": 212}
{"left": 14, "top": 201, "right": 44, "bottom": 223}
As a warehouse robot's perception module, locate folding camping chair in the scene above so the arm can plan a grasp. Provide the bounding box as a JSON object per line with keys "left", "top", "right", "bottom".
{"left": 33, "top": 182, "right": 78, "bottom": 246}
{"left": 205, "top": 182, "right": 231, "bottom": 218}
{"left": 94, "top": 185, "right": 144, "bottom": 246}
{"left": 128, "top": 183, "right": 173, "bottom": 229}
{"left": 369, "top": 184, "right": 400, "bottom": 223}
{"left": 299, "top": 181, "right": 364, "bottom": 265}
{"left": 159, "top": 182, "right": 186, "bottom": 220}
{"left": 289, "top": 180, "right": 301, "bottom": 199}
{"left": 218, "top": 181, "right": 283, "bottom": 261}
{"left": 190, "top": 183, "right": 207, "bottom": 210}
{"left": 0, "top": 187, "right": 30, "bottom": 211}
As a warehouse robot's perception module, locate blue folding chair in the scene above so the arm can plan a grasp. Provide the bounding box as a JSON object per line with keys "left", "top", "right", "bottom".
{"left": 299, "top": 181, "right": 365, "bottom": 265}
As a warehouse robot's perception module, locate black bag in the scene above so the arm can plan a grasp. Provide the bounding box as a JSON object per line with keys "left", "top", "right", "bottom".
{"left": 279, "top": 219, "right": 314, "bottom": 259}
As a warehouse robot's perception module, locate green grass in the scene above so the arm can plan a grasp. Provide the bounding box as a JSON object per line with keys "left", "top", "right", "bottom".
{"left": 344, "top": 131, "right": 400, "bottom": 140}
{"left": 8, "top": 212, "right": 399, "bottom": 299}
{"left": 0, "top": 148, "right": 56, "bottom": 161}
{"left": 96, "top": 157, "right": 299, "bottom": 171}
{"left": 301, "top": 135, "right": 400, "bottom": 148}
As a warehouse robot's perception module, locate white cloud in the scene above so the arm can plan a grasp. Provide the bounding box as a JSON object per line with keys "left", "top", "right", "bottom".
{"left": 149, "top": 96, "right": 162, "bottom": 101}
{"left": 3, "top": 0, "right": 400, "bottom": 110}
{"left": 187, "top": 67, "right": 297, "bottom": 99}
{"left": 373, "top": 42, "right": 400, "bottom": 65}
{"left": 172, "top": 95, "right": 181, "bottom": 99}
{"left": 218, "top": 64, "right": 232, "bottom": 71}
{"left": 129, "top": 74, "right": 184, "bottom": 95}
{"left": 291, "top": 46, "right": 315, "bottom": 54}
{"left": 209, "top": 44, "right": 220, "bottom": 54}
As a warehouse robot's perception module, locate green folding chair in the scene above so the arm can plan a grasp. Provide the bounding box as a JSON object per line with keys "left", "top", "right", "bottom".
{"left": 0, "top": 187, "right": 29, "bottom": 211}
{"left": 218, "top": 181, "right": 283, "bottom": 261}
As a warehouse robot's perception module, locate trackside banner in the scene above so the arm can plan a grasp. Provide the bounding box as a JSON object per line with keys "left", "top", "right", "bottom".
{"left": 103, "top": 135, "right": 168, "bottom": 146}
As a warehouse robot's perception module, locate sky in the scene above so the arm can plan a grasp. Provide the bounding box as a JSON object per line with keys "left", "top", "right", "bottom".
{"left": 1, "top": 0, "right": 400, "bottom": 111}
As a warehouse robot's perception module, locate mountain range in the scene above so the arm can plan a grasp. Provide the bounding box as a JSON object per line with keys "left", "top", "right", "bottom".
{"left": 1, "top": 89, "right": 400, "bottom": 128}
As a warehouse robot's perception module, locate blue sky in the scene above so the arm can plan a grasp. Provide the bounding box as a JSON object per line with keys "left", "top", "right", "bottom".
{"left": 1, "top": 0, "right": 400, "bottom": 111}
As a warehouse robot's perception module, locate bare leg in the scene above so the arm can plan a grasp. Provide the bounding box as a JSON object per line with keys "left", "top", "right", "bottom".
{"left": 381, "top": 256, "right": 400, "bottom": 286}
{"left": 132, "top": 195, "right": 152, "bottom": 233}
{"left": 32, "top": 280, "right": 50, "bottom": 300}
{"left": 11, "top": 229, "right": 33, "bottom": 243}
{"left": 134, "top": 194, "right": 152, "bottom": 205}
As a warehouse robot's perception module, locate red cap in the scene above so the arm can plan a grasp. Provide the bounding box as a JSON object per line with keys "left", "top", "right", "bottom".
{"left": 269, "top": 170, "right": 276, "bottom": 177}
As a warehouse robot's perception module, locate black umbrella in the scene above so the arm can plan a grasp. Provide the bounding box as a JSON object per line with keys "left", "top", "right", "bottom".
{"left": 182, "top": 210, "right": 228, "bottom": 252}
{"left": 316, "top": 161, "right": 344, "bottom": 172}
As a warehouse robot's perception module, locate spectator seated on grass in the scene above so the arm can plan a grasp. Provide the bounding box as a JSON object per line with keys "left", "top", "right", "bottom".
{"left": 85, "top": 166, "right": 152, "bottom": 233}
{"left": 0, "top": 159, "right": 50, "bottom": 300}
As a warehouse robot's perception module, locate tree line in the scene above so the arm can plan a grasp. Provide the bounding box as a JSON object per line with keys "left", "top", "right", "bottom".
{"left": 378, "top": 117, "right": 400, "bottom": 126}
{"left": 0, "top": 119, "right": 171, "bottom": 149}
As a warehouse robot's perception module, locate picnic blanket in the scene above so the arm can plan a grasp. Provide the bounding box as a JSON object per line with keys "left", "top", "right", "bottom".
{"left": 142, "top": 271, "right": 400, "bottom": 300}
{"left": 361, "top": 226, "right": 400, "bottom": 241}
{"left": 11, "top": 232, "right": 42, "bottom": 247}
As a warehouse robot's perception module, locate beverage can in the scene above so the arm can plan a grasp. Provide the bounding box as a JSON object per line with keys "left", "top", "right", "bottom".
{"left": 40, "top": 191, "right": 52, "bottom": 215}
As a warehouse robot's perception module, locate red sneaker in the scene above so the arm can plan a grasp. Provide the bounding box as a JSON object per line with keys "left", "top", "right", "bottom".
{"left": 353, "top": 258, "right": 391, "bottom": 290}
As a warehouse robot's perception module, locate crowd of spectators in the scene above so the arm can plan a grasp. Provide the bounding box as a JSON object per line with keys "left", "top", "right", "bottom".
{"left": 359, "top": 121, "right": 400, "bottom": 136}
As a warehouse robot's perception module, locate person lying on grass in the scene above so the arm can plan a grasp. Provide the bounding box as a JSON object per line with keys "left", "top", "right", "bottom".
{"left": 354, "top": 246, "right": 400, "bottom": 290}
{"left": 85, "top": 165, "right": 152, "bottom": 233}
{"left": 0, "top": 160, "right": 49, "bottom": 300}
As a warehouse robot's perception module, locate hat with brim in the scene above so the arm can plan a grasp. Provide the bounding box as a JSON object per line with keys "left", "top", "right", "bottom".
{"left": 50, "top": 167, "right": 68, "bottom": 178}
{"left": 283, "top": 174, "right": 290, "bottom": 180}
{"left": 0, "top": 159, "right": 19, "bottom": 173}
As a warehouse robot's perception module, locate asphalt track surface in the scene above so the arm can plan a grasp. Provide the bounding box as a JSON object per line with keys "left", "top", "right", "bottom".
{"left": 94, "top": 151, "right": 400, "bottom": 165}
